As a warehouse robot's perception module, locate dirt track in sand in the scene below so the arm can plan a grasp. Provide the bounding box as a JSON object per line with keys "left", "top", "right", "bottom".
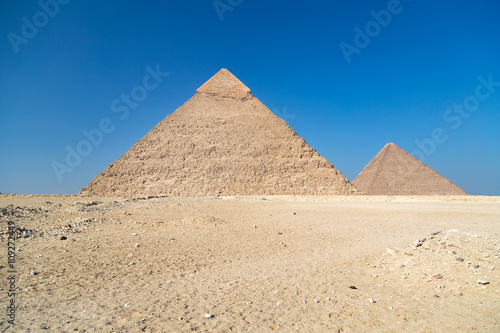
{"left": 1, "top": 195, "right": 499, "bottom": 332}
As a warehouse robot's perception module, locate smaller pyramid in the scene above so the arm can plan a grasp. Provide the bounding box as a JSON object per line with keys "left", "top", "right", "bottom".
{"left": 352, "top": 143, "right": 467, "bottom": 195}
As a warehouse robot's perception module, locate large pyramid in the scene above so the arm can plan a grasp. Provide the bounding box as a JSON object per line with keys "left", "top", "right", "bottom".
{"left": 352, "top": 142, "right": 467, "bottom": 195}
{"left": 80, "top": 69, "right": 358, "bottom": 196}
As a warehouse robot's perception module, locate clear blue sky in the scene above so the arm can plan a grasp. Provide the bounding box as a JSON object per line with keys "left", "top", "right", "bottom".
{"left": 1, "top": 0, "right": 499, "bottom": 195}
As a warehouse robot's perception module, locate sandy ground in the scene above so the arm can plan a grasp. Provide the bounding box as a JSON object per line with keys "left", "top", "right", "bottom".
{"left": 0, "top": 194, "right": 499, "bottom": 332}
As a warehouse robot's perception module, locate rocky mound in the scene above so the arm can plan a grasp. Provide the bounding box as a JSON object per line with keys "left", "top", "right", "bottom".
{"left": 376, "top": 229, "right": 498, "bottom": 301}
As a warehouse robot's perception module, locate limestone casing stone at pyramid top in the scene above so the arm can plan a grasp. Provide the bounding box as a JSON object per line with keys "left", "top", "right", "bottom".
{"left": 196, "top": 68, "right": 252, "bottom": 100}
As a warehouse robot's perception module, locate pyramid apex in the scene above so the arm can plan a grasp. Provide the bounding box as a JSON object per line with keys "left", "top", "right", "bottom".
{"left": 196, "top": 68, "right": 251, "bottom": 100}
{"left": 383, "top": 142, "right": 404, "bottom": 152}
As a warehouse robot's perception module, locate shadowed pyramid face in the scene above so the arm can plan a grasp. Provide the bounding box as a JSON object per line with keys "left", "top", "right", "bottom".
{"left": 378, "top": 144, "right": 411, "bottom": 185}
{"left": 80, "top": 68, "right": 358, "bottom": 196}
{"left": 353, "top": 143, "right": 467, "bottom": 195}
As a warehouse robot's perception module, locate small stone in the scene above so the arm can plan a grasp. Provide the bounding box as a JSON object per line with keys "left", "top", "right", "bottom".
{"left": 349, "top": 286, "right": 358, "bottom": 290}
{"left": 253, "top": 225, "right": 257, "bottom": 228}
{"left": 134, "top": 243, "right": 140, "bottom": 247}
{"left": 456, "top": 257, "right": 464, "bottom": 262}
{"left": 386, "top": 248, "right": 397, "bottom": 255}
{"left": 60, "top": 236, "right": 67, "bottom": 240}
{"left": 314, "top": 298, "right": 319, "bottom": 303}
{"left": 388, "top": 307, "right": 393, "bottom": 310}
{"left": 473, "top": 264, "right": 480, "bottom": 269}
{"left": 477, "top": 278, "right": 489, "bottom": 285}
{"left": 29, "top": 270, "right": 38, "bottom": 275}
{"left": 369, "top": 298, "right": 376, "bottom": 303}
{"left": 178, "top": 317, "right": 183, "bottom": 320}
{"left": 204, "top": 313, "right": 214, "bottom": 318}
{"left": 132, "top": 233, "right": 138, "bottom": 236}
{"left": 433, "top": 274, "right": 443, "bottom": 279}
{"left": 414, "top": 238, "right": 426, "bottom": 248}
{"left": 292, "top": 212, "right": 296, "bottom": 215}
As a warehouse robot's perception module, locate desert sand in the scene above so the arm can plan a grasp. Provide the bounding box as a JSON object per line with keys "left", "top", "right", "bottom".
{"left": 1, "top": 194, "right": 499, "bottom": 332}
